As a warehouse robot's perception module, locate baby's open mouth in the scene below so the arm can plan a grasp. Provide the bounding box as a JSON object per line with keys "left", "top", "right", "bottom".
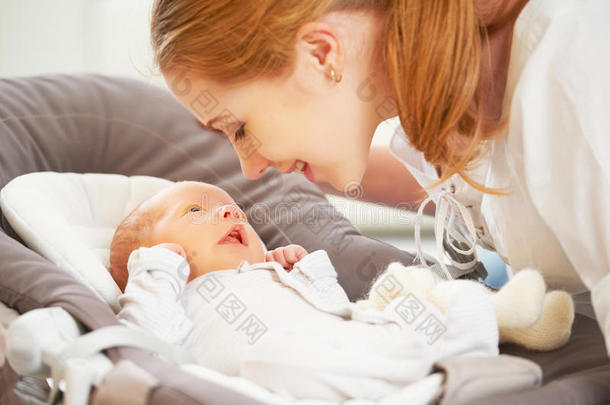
{"left": 218, "top": 224, "right": 248, "bottom": 246}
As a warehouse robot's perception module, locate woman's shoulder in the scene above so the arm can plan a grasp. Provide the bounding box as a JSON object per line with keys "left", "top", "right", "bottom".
{"left": 515, "top": 0, "right": 609, "bottom": 48}
{"left": 518, "top": 0, "right": 608, "bottom": 23}
{"left": 509, "top": 0, "right": 610, "bottom": 147}
{"left": 507, "top": 0, "right": 610, "bottom": 138}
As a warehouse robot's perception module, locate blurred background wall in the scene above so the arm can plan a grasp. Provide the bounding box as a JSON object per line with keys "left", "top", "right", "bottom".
{"left": 0, "top": 0, "right": 158, "bottom": 83}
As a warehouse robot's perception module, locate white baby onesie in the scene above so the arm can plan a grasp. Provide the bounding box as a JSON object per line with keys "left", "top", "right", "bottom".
{"left": 117, "top": 246, "right": 499, "bottom": 402}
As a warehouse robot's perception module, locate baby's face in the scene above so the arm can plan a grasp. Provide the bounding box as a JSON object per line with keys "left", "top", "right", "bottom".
{"left": 144, "top": 181, "right": 265, "bottom": 280}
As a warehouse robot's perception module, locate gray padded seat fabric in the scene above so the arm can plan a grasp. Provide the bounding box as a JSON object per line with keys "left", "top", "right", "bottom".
{"left": 0, "top": 73, "right": 419, "bottom": 302}
{"left": 0, "top": 74, "right": 418, "bottom": 404}
{"left": 0, "top": 74, "right": 608, "bottom": 405}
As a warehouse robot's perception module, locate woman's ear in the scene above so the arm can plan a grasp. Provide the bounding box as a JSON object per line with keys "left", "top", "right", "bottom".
{"left": 292, "top": 21, "right": 344, "bottom": 93}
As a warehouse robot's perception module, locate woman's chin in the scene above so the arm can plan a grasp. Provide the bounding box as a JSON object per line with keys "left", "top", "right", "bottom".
{"left": 296, "top": 163, "right": 365, "bottom": 196}
{"left": 330, "top": 174, "right": 366, "bottom": 197}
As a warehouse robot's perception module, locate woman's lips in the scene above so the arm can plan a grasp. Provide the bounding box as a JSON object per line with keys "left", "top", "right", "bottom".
{"left": 282, "top": 160, "right": 299, "bottom": 174}
{"left": 294, "top": 160, "right": 306, "bottom": 172}
{"left": 303, "top": 162, "right": 315, "bottom": 182}
{"left": 218, "top": 224, "right": 248, "bottom": 246}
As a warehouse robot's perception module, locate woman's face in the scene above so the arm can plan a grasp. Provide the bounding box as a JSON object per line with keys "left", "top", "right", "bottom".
{"left": 162, "top": 11, "right": 394, "bottom": 192}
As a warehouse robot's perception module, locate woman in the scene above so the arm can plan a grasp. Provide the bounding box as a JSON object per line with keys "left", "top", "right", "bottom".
{"left": 149, "top": 0, "right": 610, "bottom": 354}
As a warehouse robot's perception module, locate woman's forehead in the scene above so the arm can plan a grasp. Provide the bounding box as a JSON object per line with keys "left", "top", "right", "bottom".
{"left": 163, "top": 70, "right": 254, "bottom": 128}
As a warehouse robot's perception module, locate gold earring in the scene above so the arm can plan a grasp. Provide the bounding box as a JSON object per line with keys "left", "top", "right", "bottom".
{"left": 329, "top": 67, "right": 342, "bottom": 83}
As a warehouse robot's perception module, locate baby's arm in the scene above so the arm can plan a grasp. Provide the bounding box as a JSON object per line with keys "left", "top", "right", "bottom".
{"left": 265, "top": 244, "right": 307, "bottom": 271}
{"left": 116, "top": 244, "right": 193, "bottom": 346}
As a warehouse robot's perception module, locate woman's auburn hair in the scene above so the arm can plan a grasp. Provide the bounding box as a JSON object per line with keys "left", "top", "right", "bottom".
{"left": 151, "top": 0, "right": 508, "bottom": 195}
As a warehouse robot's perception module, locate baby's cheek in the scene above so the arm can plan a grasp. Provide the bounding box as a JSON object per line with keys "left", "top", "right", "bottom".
{"left": 184, "top": 253, "right": 198, "bottom": 279}
{"left": 248, "top": 234, "right": 266, "bottom": 263}
{"left": 253, "top": 245, "right": 267, "bottom": 264}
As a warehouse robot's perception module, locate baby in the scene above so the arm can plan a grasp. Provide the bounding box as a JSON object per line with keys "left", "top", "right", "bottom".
{"left": 109, "top": 180, "right": 305, "bottom": 292}
{"left": 109, "top": 180, "right": 573, "bottom": 401}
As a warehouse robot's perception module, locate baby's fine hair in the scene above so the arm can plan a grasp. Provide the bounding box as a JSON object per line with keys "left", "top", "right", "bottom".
{"left": 109, "top": 201, "right": 163, "bottom": 292}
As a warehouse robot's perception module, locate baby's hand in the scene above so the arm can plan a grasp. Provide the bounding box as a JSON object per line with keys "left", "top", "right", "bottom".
{"left": 265, "top": 244, "right": 307, "bottom": 271}
{"left": 154, "top": 243, "right": 187, "bottom": 259}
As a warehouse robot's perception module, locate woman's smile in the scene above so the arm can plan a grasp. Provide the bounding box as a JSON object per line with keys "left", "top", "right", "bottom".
{"left": 277, "top": 160, "right": 316, "bottom": 182}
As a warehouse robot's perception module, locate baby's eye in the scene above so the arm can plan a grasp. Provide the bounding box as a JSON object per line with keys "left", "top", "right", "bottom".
{"left": 187, "top": 205, "right": 206, "bottom": 215}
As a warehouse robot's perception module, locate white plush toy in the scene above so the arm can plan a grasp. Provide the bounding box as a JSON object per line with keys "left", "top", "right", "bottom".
{"left": 357, "top": 263, "right": 575, "bottom": 351}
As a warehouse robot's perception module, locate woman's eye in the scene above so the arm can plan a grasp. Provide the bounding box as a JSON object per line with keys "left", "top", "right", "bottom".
{"left": 233, "top": 124, "right": 246, "bottom": 141}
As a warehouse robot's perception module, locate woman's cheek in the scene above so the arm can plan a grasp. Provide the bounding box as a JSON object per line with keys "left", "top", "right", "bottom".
{"left": 254, "top": 136, "right": 294, "bottom": 163}
{"left": 241, "top": 124, "right": 278, "bottom": 159}
{"left": 250, "top": 119, "right": 318, "bottom": 164}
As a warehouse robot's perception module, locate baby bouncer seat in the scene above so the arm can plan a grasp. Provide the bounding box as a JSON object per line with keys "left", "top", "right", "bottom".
{"left": 0, "top": 74, "right": 608, "bottom": 405}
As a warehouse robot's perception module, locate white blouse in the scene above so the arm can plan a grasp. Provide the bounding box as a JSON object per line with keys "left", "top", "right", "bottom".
{"left": 389, "top": 0, "right": 610, "bottom": 354}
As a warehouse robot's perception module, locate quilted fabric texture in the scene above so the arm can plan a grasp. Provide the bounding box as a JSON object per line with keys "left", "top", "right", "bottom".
{"left": 0, "top": 172, "right": 174, "bottom": 311}
{"left": 0, "top": 74, "right": 420, "bottom": 405}
{"left": 0, "top": 74, "right": 608, "bottom": 405}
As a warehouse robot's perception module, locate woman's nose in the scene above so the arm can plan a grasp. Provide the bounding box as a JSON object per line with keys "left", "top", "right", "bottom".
{"left": 218, "top": 204, "right": 246, "bottom": 222}
{"left": 238, "top": 151, "right": 273, "bottom": 180}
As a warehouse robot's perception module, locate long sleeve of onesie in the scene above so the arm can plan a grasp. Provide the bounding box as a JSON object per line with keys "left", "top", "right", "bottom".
{"left": 187, "top": 250, "right": 499, "bottom": 401}
{"left": 116, "top": 246, "right": 193, "bottom": 346}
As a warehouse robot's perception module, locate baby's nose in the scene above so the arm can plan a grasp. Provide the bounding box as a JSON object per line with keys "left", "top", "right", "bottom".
{"left": 218, "top": 204, "right": 246, "bottom": 222}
